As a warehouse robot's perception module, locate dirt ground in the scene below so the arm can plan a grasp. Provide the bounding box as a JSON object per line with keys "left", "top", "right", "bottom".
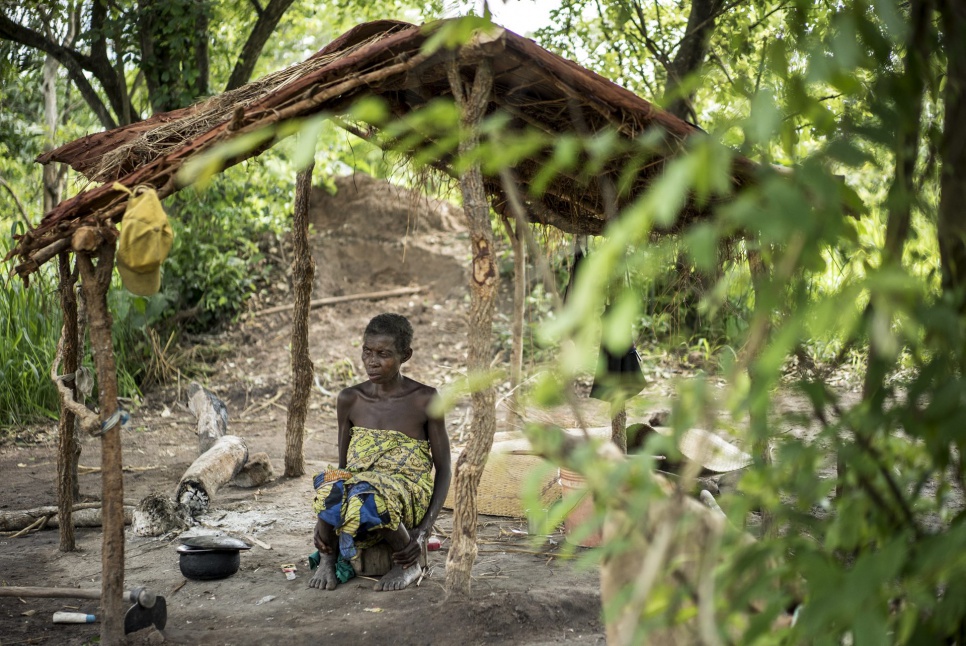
{"left": 0, "top": 174, "right": 874, "bottom": 645}
{"left": 0, "top": 174, "right": 606, "bottom": 645}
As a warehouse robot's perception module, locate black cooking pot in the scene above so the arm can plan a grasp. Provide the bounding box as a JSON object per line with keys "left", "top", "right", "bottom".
{"left": 177, "top": 536, "right": 250, "bottom": 580}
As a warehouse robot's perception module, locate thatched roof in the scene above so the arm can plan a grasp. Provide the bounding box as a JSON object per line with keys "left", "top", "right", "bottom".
{"left": 7, "top": 19, "right": 758, "bottom": 279}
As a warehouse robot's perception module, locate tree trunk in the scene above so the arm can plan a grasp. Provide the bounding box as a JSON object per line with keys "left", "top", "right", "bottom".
{"left": 284, "top": 162, "right": 316, "bottom": 478}
{"left": 56, "top": 253, "right": 80, "bottom": 552}
{"left": 939, "top": 0, "right": 966, "bottom": 295}
{"left": 193, "top": 1, "right": 210, "bottom": 98}
{"left": 138, "top": 0, "right": 212, "bottom": 112}
{"left": 225, "top": 0, "right": 297, "bottom": 91}
{"left": 48, "top": 50, "right": 80, "bottom": 552}
{"left": 445, "top": 57, "right": 496, "bottom": 598}
{"left": 42, "top": 53, "right": 63, "bottom": 213}
{"left": 853, "top": 0, "right": 932, "bottom": 500}
{"left": 664, "top": 0, "right": 725, "bottom": 123}
{"left": 77, "top": 241, "right": 125, "bottom": 645}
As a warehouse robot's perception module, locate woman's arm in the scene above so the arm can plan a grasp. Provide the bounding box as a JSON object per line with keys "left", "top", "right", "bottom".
{"left": 336, "top": 388, "right": 355, "bottom": 470}
{"left": 416, "top": 390, "right": 451, "bottom": 538}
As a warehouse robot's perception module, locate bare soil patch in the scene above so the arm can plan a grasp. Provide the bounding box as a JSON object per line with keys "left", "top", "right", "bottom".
{"left": 0, "top": 174, "right": 604, "bottom": 645}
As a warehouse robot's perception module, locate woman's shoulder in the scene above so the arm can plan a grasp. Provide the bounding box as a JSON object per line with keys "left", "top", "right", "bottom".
{"left": 403, "top": 377, "right": 438, "bottom": 399}
{"left": 337, "top": 384, "right": 364, "bottom": 403}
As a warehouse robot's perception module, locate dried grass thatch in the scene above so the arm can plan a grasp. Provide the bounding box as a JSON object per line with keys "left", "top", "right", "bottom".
{"left": 8, "top": 19, "right": 759, "bottom": 279}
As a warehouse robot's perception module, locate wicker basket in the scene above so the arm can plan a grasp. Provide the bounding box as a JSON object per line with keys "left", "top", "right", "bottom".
{"left": 444, "top": 438, "right": 561, "bottom": 518}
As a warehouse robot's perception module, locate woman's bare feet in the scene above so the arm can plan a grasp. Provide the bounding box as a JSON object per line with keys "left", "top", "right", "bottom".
{"left": 309, "top": 552, "right": 339, "bottom": 590}
{"left": 373, "top": 562, "right": 422, "bottom": 591}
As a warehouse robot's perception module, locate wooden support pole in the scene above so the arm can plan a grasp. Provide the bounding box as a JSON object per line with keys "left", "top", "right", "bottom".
{"left": 611, "top": 405, "right": 628, "bottom": 454}
{"left": 56, "top": 252, "right": 80, "bottom": 552}
{"left": 501, "top": 215, "right": 525, "bottom": 426}
{"left": 746, "top": 246, "right": 773, "bottom": 537}
{"left": 77, "top": 240, "right": 125, "bottom": 645}
{"left": 445, "top": 56, "right": 497, "bottom": 597}
{"left": 284, "top": 160, "right": 316, "bottom": 478}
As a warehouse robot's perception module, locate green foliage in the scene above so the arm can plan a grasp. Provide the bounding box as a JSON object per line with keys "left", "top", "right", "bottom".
{"left": 161, "top": 166, "right": 290, "bottom": 331}
{"left": 3, "top": 0, "right": 966, "bottom": 641}
{"left": 0, "top": 245, "right": 62, "bottom": 426}
{"left": 518, "top": 0, "right": 966, "bottom": 641}
{"left": 336, "top": 3, "right": 966, "bottom": 643}
{"left": 0, "top": 227, "right": 150, "bottom": 429}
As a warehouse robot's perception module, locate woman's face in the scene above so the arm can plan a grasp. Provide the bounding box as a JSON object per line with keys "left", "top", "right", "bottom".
{"left": 361, "top": 333, "right": 408, "bottom": 384}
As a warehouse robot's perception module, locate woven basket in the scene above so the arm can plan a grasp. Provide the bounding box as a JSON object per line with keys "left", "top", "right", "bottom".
{"left": 444, "top": 439, "right": 561, "bottom": 519}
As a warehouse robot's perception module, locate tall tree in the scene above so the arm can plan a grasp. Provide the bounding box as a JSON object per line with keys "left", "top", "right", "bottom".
{"left": 0, "top": 0, "right": 296, "bottom": 127}
{"left": 938, "top": 0, "right": 966, "bottom": 295}
{"left": 539, "top": 0, "right": 769, "bottom": 127}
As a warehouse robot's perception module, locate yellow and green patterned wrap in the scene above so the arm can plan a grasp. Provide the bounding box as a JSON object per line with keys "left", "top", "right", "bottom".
{"left": 312, "top": 427, "right": 433, "bottom": 558}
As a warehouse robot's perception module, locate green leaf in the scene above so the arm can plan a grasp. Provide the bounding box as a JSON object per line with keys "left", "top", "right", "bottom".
{"left": 293, "top": 116, "right": 326, "bottom": 170}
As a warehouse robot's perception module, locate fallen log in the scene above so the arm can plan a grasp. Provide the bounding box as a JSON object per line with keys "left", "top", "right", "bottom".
{"left": 50, "top": 506, "right": 134, "bottom": 528}
{"left": 0, "top": 504, "right": 134, "bottom": 533}
{"left": 176, "top": 435, "right": 248, "bottom": 517}
{"left": 251, "top": 285, "right": 424, "bottom": 318}
{"left": 187, "top": 382, "right": 229, "bottom": 454}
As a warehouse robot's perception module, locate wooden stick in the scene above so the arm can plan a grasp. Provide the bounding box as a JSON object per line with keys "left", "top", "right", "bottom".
{"left": 50, "top": 337, "right": 100, "bottom": 435}
{"left": 0, "top": 587, "right": 104, "bottom": 600}
{"left": 240, "top": 390, "right": 284, "bottom": 418}
{"left": 252, "top": 285, "right": 424, "bottom": 318}
{"left": 9, "top": 516, "right": 46, "bottom": 539}
{"left": 78, "top": 465, "right": 160, "bottom": 474}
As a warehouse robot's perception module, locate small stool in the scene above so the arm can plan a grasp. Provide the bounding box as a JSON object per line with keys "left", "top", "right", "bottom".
{"left": 351, "top": 540, "right": 428, "bottom": 577}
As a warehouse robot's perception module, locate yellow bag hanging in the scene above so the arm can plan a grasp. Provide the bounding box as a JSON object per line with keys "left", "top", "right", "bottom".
{"left": 113, "top": 182, "right": 173, "bottom": 297}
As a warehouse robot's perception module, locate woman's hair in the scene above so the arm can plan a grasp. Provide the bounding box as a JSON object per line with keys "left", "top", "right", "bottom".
{"left": 364, "top": 313, "right": 413, "bottom": 353}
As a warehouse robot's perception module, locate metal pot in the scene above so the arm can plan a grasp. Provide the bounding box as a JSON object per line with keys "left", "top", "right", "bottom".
{"left": 176, "top": 544, "right": 241, "bottom": 580}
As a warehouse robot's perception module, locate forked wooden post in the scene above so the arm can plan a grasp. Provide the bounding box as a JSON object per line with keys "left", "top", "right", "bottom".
{"left": 55, "top": 252, "right": 80, "bottom": 551}
{"left": 77, "top": 240, "right": 125, "bottom": 644}
{"left": 284, "top": 160, "right": 316, "bottom": 477}
{"left": 444, "top": 55, "right": 497, "bottom": 597}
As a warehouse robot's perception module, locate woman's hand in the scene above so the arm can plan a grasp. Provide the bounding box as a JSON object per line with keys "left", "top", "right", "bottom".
{"left": 392, "top": 530, "right": 425, "bottom": 568}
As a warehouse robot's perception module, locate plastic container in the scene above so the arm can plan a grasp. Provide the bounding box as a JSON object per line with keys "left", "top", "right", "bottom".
{"left": 558, "top": 468, "right": 602, "bottom": 547}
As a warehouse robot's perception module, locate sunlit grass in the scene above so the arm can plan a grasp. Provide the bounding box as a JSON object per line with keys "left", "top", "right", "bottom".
{"left": 0, "top": 234, "right": 146, "bottom": 433}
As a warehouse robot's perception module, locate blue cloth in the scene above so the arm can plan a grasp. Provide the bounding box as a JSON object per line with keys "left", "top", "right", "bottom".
{"left": 316, "top": 479, "right": 391, "bottom": 560}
